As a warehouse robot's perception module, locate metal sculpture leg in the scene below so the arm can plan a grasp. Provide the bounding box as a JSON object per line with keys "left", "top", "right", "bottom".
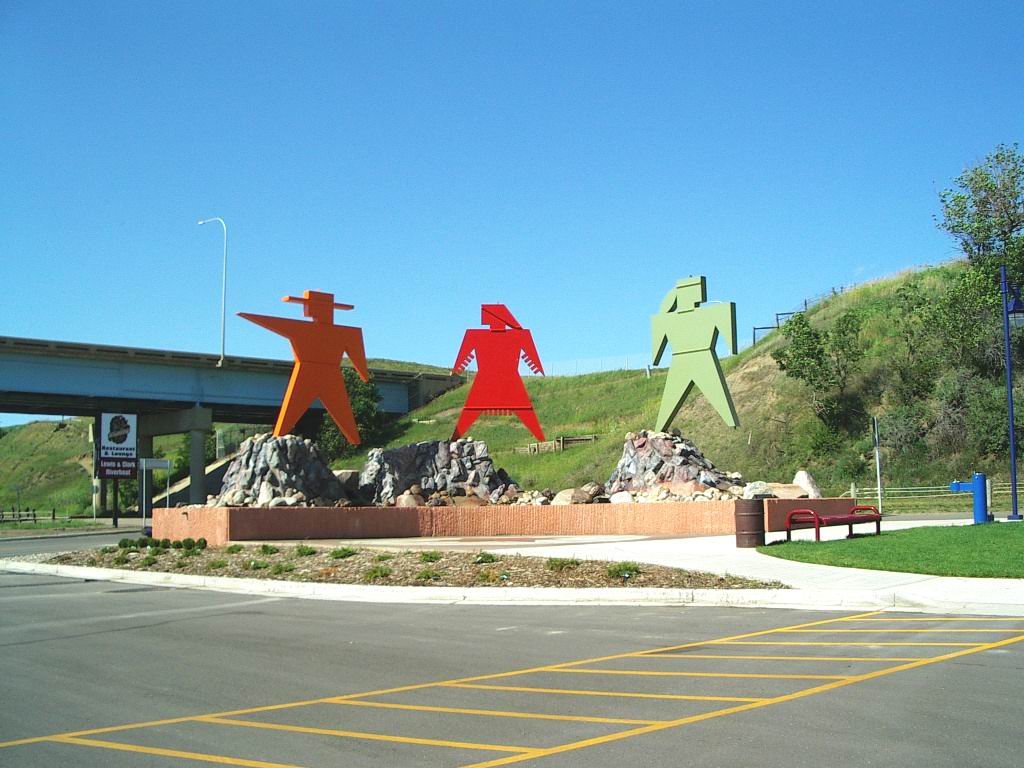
{"left": 274, "top": 365, "right": 320, "bottom": 436}
{"left": 452, "top": 409, "right": 483, "bottom": 440}
{"left": 319, "top": 378, "right": 360, "bottom": 445}
{"left": 514, "top": 409, "right": 546, "bottom": 441}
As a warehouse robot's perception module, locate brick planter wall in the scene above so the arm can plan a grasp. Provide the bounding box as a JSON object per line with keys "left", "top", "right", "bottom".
{"left": 153, "top": 497, "right": 854, "bottom": 546}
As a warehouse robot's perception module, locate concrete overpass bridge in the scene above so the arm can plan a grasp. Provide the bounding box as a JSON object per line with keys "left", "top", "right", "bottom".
{"left": 0, "top": 335, "right": 461, "bottom": 507}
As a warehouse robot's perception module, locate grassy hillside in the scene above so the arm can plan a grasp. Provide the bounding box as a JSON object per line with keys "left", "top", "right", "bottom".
{"left": 0, "top": 419, "right": 93, "bottom": 512}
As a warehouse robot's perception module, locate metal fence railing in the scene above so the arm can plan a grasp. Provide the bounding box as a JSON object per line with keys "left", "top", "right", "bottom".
{"left": 841, "top": 481, "right": 1014, "bottom": 513}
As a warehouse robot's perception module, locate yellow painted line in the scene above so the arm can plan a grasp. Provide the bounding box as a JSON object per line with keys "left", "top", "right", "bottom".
{"left": 446, "top": 682, "right": 765, "bottom": 703}
{"left": 836, "top": 616, "right": 1024, "bottom": 622}
{"left": 779, "top": 628, "right": 1020, "bottom": 634}
{"left": 52, "top": 736, "right": 306, "bottom": 767}
{"left": 552, "top": 668, "right": 849, "bottom": 681}
{"left": 327, "top": 698, "right": 662, "bottom": 725}
{"left": 0, "top": 610, "right": 883, "bottom": 751}
{"left": 455, "top": 631, "right": 1024, "bottom": 768}
{"left": 712, "top": 641, "right": 984, "bottom": 647}
{"left": 651, "top": 653, "right": 921, "bottom": 662}
{"left": 198, "top": 716, "right": 537, "bottom": 754}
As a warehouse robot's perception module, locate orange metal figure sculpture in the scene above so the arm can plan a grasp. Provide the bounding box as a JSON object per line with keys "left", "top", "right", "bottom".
{"left": 451, "top": 304, "right": 546, "bottom": 441}
{"left": 239, "top": 290, "right": 369, "bottom": 443}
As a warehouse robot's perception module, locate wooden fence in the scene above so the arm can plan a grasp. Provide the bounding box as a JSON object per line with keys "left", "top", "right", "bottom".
{"left": 512, "top": 435, "right": 598, "bottom": 455}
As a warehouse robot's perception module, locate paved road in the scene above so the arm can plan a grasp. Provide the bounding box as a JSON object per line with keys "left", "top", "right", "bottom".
{"left": 0, "top": 531, "right": 129, "bottom": 558}
{"left": 1, "top": 571, "right": 1022, "bottom": 767}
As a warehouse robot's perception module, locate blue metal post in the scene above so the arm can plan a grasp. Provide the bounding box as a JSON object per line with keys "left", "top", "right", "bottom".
{"left": 950, "top": 473, "right": 991, "bottom": 524}
{"left": 1001, "top": 266, "right": 1023, "bottom": 520}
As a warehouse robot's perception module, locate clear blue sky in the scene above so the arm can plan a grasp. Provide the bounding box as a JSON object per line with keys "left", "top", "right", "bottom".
{"left": 2, "top": 1, "right": 1022, "bottom": 425}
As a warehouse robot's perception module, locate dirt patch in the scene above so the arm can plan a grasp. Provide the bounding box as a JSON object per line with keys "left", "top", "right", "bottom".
{"left": 50, "top": 545, "right": 785, "bottom": 589}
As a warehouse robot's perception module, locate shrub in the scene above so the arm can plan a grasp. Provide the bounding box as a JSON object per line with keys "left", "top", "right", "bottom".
{"left": 196, "top": 538, "right": 208, "bottom": 550}
{"left": 172, "top": 540, "right": 184, "bottom": 549}
{"left": 183, "top": 548, "right": 201, "bottom": 557}
{"left": 364, "top": 565, "right": 392, "bottom": 580}
{"left": 260, "top": 544, "right": 279, "bottom": 555}
{"left": 160, "top": 538, "right": 171, "bottom": 549}
{"left": 375, "top": 553, "right": 394, "bottom": 562}
{"left": 136, "top": 537, "right": 151, "bottom": 549}
{"left": 295, "top": 544, "right": 317, "bottom": 557}
{"left": 416, "top": 568, "right": 441, "bottom": 581}
{"left": 113, "top": 552, "right": 129, "bottom": 566}
{"left": 419, "top": 551, "right": 442, "bottom": 563}
{"left": 606, "top": 561, "right": 642, "bottom": 579}
{"left": 182, "top": 538, "right": 196, "bottom": 550}
{"left": 208, "top": 559, "right": 228, "bottom": 570}
{"left": 100, "top": 546, "right": 117, "bottom": 554}
{"left": 272, "top": 563, "right": 296, "bottom": 575}
{"left": 473, "top": 552, "right": 498, "bottom": 564}
{"left": 331, "top": 547, "right": 358, "bottom": 559}
{"left": 243, "top": 560, "right": 269, "bottom": 571}
{"left": 175, "top": 559, "right": 188, "bottom": 569}
{"left": 140, "top": 555, "right": 157, "bottom": 567}
{"left": 547, "top": 557, "right": 580, "bottom": 572}
{"left": 117, "top": 538, "right": 132, "bottom": 549}
{"left": 225, "top": 544, "right": 243, "bottom": 554}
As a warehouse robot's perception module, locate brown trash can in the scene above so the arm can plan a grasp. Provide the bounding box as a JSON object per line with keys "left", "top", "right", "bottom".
{"left": 734, "top": 500, "right": 765, "bottom": 548}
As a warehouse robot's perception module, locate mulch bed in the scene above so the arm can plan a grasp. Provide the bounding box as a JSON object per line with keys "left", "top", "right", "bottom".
{"left": 48, "top": 544, "right": 786, "bottom": 590}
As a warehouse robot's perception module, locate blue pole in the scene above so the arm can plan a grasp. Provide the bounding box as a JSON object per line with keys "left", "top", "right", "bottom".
{"left": 1001, "top": 266, "right": 1022, "bottom": 520}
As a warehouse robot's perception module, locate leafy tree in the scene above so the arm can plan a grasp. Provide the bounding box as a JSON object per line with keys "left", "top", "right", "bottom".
{"left": 772, "top": 311, "right": 864, "bottom": 423}
{"left": 315, "top": 368, "right": 385, "bottom": 463}
{"left": 939, "top": 143, "right": 1024, "bottom": 281}
{"left": 925, "top": 267, "right": 1001, "bottom": 373}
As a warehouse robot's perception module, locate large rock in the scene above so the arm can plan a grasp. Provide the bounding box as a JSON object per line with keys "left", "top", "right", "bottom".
{"left": 607, "top": 430, "right": 742, "bottom": 495}
{"left": 742, "top": 480, "right": 776, "bottom": 499}
{"left": 792, "top": 470, "right": 822, "bottom": 499}
{"left": 358, "top": 438, "right": 516, "bottom": 506}
{"left": 214, "top": 434, "right": 346, "bottom": 507}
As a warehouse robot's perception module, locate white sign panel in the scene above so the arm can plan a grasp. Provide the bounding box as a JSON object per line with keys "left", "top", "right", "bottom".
{"left": 98, "top": 413, "right": 138, "bottom": 479}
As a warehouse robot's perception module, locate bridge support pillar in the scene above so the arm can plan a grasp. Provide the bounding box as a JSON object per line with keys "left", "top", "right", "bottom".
{"left": 189, "top": 428, "right": 206, "bottom": 504}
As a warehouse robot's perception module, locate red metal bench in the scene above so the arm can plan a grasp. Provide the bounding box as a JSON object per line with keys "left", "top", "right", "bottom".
{"left": 785, "top": 505, "right": 882, "bottom": 542}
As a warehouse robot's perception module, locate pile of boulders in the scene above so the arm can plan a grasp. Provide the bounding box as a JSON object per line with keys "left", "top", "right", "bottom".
{"left": 358, "top": 438, "right": 519, "bottom": 507}
{"left": 211, "top": 434, "right": 348, "bottom": 507}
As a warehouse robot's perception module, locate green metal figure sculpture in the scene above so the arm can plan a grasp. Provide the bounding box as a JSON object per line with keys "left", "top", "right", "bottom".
{"left": 652, "top": 276, "right": 739, "bottom": 430}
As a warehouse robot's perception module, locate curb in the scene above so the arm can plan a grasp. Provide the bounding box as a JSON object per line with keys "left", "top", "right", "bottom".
{"left": 0, "top": 527, "right": 142, "bottom": 543}
{"left": 5, "top": 559, "right": 1019, "bottom": 615}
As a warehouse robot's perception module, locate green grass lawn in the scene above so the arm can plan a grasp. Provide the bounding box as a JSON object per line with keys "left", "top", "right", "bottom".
{"left": 758, "top": 523, "right": 1024, "bottom": 578}
{"left": 0, "top": 518, "right": 108, "bottom": 532}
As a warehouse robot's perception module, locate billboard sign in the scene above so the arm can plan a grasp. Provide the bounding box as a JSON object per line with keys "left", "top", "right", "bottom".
{"left": 98, "top": 413, "right": 138, "bottom": 479}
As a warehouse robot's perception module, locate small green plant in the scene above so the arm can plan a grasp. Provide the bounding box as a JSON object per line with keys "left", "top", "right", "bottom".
{"left": 196, "top": 538, "right": 208, "bottom": 550}
{"left": 272, "top": 562, "right": 296, "bottom": 575}
{"left": 100, "top": 546, "right": 117, "bottom": 554}
{"left": 182, "top": 537, "right": 196, "bottom": 550}
{"left": 140, "top": 555, "right": 157, "bottom": 567}
{"left": 136, "top": 537, "right": 151, "bottom": 549}
{"left": 295, "top": 544, "right": 317, "bottom": 557}
{"left": 547, "top": 557, "right": 580, "bottom": 572}
{"left": 225, "top": 544, "right": 243, "bottom": 554}
{"left": 416, "top": 568, "right": 441, "bottom": 581}
{"left": 418, "top": 550, "right": 442, "bottom": 563}
{"left": 113, "top": 552, "right": 129, "bottom": 566}
{"left": 183, "top": 548, "right": 201, "bottom": 557}
{"left": 331, "top": 547, "right": 358, "bottom": 559}
{"left": 364, "top": 565, "right": 392, "bottom": 580}
{"left": 172, "top": 540, "right": 184, "bottom": 549}
{"left": 375, "top": 553, "right": 394, "bottom": 562}
{"left": 243, "top": 559, "right": 269, "bottom": 571}
{"left": 476, "top": 569, "right": 498, "bottom": 583}
{"left": 160, "top": 538, "right": 171, "bottom": 549}
{"left": 117, "top": 538, "right": 132, "bottom": 549}
{"left": 175, "top": 559, "right": 188, "bottom": 569}
{"left": 474, "top": 551, "right": 498, "bottom": 564}
{"left": 86, "top": 557, "right": 98, "bottom": 566}
{"left": 606, "top": 561, "right": 642, "bottom": 580}
{"left": 259, "top": 544, "right": 279, "bottom": 555}
{"left": 208, "top": 559, "right": 228, "bottom": 570}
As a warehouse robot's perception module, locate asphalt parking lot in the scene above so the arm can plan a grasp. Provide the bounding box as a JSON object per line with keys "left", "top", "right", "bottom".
{"left": 2, "top": 570, "right": 1023, "bottom": 767}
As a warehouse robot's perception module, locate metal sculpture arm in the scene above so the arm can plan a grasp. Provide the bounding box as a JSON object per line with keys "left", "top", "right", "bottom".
{"left": 452, "top": 333, "right": 476, "bottom": 374}
{"left": 714, "top": 303, "right": 738, "bottom": 356}
{"left": 345, "top": 332, "right": 371, "bottom": 383}
{"left": 237, "top": 312, "right": 294, "bottom": 339}
{"left": 651, "top": 316, "right": 669, "bottom": 366}
{"left": 519, "top": 332, "right": 545, "bottom": 376}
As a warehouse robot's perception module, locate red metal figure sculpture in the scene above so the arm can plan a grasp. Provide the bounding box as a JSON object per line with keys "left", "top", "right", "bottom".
{"left": 239, "top": 290, "right": 369, "bottom": 443}
{"left": 451, "top": 304, "right": 546, "bottom": 441}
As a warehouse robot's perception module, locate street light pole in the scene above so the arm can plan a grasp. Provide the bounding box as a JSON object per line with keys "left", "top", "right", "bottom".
{"left": 198, "top": 217, "right": 228, "bottom": 367}
{"left": 1000, "top": 265, "right": 1023, "bottom": 521}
